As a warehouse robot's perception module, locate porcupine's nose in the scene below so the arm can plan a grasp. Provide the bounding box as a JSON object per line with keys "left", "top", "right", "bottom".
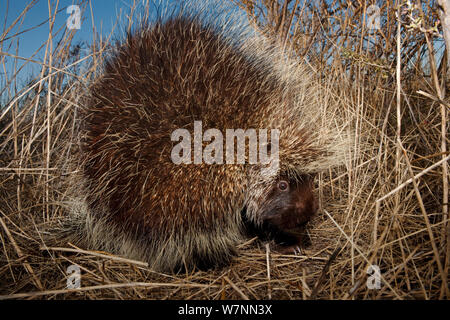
{"left": 294, "top": 196, "right": 318, "bottom": 225}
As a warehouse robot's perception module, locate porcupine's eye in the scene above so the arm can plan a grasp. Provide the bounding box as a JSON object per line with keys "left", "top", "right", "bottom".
{"left": 277, "top": 180, "right": 289, "bottom": 191}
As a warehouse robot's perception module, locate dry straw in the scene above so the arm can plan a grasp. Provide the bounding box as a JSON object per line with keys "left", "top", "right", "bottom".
{"left": 0, "top": 0, "right": 448, "bottom": 299}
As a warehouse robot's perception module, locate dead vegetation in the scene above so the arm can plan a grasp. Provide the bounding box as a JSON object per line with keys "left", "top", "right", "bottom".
{"left": 0, "top": 0, "right": 448, "bottom": 299}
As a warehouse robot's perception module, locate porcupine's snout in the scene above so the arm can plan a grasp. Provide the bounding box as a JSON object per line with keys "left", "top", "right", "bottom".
{"left": 258, "top": 175, "right": 318, "bottom": 253}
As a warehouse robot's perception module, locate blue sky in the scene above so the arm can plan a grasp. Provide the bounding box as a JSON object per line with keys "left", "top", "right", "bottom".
{"left": 1, "top": 0, "right": 180, "bottom": 86}
{"left": 1, "top": 0, "right": 441, "bottom": 93}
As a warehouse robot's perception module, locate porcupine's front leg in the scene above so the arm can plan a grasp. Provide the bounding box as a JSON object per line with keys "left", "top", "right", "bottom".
{"left": 270, "top": 224, "right": 312, "bottom": 255}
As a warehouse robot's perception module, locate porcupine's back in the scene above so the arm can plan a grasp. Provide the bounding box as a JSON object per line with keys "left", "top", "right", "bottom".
{"left": 80, "top": 16, "right": 286, "bottom": 271}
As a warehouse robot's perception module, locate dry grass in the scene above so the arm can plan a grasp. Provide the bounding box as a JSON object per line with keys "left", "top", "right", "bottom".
{"left": 0, "top": 0, "right": 448, "bottom": 299}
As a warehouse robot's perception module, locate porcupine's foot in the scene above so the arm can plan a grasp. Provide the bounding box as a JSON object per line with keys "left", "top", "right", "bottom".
{"left": 271, "top": 224, "right": 312, "bottom": 255}
{"left": 240, "top": 208, "right": 313, "bottom": 255}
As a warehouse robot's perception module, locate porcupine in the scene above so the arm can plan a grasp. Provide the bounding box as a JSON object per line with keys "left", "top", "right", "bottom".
{"left": 73, "top": 4, "right": 349, "bottom": 272}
